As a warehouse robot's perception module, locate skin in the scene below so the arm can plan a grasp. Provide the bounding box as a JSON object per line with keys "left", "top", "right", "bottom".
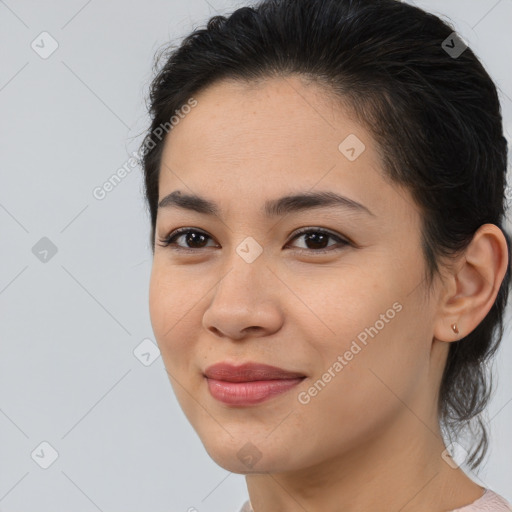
{"left": 148, "top": 75, "right": 509, "bottom": 512}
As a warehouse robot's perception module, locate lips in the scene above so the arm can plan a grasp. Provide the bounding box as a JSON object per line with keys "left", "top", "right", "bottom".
{"left": 203, "top": 362, "right": 306, "bottom": 382}
{"left": 204, "top": 362, "right": 306, "bottom": 406}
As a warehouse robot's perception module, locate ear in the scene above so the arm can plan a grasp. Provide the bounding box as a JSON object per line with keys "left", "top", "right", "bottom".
{"left": 433, "top": 223, "right": 510, "bottom": 343}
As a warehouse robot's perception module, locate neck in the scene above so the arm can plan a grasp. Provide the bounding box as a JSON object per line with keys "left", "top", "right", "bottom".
{"left": 245, "top": 406, "right": 484, "bottom": 512}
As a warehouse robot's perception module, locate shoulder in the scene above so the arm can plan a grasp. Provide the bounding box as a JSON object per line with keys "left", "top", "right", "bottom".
{"left": 237, "top": 500, "right": 252, "bottom": 512}
{"left": 449, "top": 489, "right": 512, "bottom": 512}
{"left": 235, "top": 492, "right": 512, "bottom": 512}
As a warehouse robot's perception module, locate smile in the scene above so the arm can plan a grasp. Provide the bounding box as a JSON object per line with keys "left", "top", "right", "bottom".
{"left": 205, "top": 377, "right": 306, "bottom": 406}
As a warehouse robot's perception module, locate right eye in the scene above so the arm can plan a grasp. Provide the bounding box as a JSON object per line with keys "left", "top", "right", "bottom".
{"left": 157, "top": 228, "right": 218, "bottom": 252}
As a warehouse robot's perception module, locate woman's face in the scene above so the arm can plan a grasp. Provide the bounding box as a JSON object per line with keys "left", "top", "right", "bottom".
{"left": 149, "top": 76, "right": 444, "bottom": 474}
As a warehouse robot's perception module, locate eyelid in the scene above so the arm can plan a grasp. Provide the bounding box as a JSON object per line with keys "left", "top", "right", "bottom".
{"left": 157, "top": 226, "right": 351, "bottom": 252}
{"left": 157, "top": 227, "right": 217, "bottom": 251}
{"left": 291, "top": 226, "right": 351, "bottom": 245}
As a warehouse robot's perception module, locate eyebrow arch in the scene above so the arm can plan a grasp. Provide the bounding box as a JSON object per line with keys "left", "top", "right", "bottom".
{"left": 157, "top": 190, "right": 375, "bottom": 218}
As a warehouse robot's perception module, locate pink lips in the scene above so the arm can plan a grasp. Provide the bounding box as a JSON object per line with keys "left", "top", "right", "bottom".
{"left": 204, "top": 362, "right": 306, "bottom": 406}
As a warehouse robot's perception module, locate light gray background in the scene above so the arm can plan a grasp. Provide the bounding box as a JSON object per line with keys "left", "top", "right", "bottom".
{"left": 0, "top": 0, "right": 511, "bottom": 511}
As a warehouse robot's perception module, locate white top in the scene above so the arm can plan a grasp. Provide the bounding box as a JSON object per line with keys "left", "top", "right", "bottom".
{"left": 237, "top": 489, "right": 512, "bottom": 512}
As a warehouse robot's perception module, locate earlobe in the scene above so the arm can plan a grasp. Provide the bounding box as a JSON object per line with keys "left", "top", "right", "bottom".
{"left": 434, "top": 321, "right": 462, "bottom": 343}
{"left": 433, "top": 223, "right": 509, "bottom": 343}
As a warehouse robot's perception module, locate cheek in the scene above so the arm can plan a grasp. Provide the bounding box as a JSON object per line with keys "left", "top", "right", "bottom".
{"left": 148, "top": 264, "right": 195, "bottom": 349}
{"left": 296, "top": 266, "right": 420, "bottom": 398}
{"left": 289, "top": 264, "right": 396, "bottom": 347}
{"left": 148, "top": 267, "right": 169, "bottom": 339}
{"left": 294, "top": 313, "right": 423, "bottom": 458}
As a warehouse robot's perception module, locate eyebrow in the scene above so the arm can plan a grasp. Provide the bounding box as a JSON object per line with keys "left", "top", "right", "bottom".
{"left": 157, "top": 190, "right": 375, "bottom": 218}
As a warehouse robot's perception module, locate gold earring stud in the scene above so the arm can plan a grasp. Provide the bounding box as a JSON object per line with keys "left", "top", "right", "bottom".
{"left": 451, "top": 323, "right": 459, "bottom": 334}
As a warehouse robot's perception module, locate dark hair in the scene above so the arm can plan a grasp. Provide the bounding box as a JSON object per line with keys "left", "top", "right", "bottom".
{"left": 139, "top": 0, "right": 511, "bottom": 470}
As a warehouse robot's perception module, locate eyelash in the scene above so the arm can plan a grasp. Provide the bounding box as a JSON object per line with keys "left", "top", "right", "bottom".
{"left": 157, "top": 227, "right": 350, "bottom": 254}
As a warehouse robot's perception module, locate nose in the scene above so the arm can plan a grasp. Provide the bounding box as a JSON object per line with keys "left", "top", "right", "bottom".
{"left": 202, "top": 254, "right": 284, "bottom": 340}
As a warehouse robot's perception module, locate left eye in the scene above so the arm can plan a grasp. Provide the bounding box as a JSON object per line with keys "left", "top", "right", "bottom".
{"left": 287, "top": 228, "right": 349, "bottom": 252}
{"left": 157, "top": 227, "right": 349, "bottom": 253}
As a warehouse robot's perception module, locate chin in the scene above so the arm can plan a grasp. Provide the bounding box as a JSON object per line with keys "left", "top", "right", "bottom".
{"left": 200, "top": 433, "right": 300, "bottom": 474}
{"left": 206, "top": 450, "right": 282, "bottom": 474}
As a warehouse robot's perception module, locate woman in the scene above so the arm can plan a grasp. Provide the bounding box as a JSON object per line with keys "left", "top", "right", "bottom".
{"left": 140, "top": 0, "right": 512, "bottom": 510}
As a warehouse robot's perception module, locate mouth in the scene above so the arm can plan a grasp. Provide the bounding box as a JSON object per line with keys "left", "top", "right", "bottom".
{"left": 203, "top": 361, "right": 306, "bottom": 381}
{"left": 203, "top": 362, "right": 306, "bottom": 406}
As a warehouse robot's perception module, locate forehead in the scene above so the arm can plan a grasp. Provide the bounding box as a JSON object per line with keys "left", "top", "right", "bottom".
{"left": 163, "top": 75, "right": 363, "bottom": 160}
{"left": 161, "top": 76, "right": 375, "bottom": 179}
{"left": 157, "top": 75, "right": 419, "bottom": 226}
